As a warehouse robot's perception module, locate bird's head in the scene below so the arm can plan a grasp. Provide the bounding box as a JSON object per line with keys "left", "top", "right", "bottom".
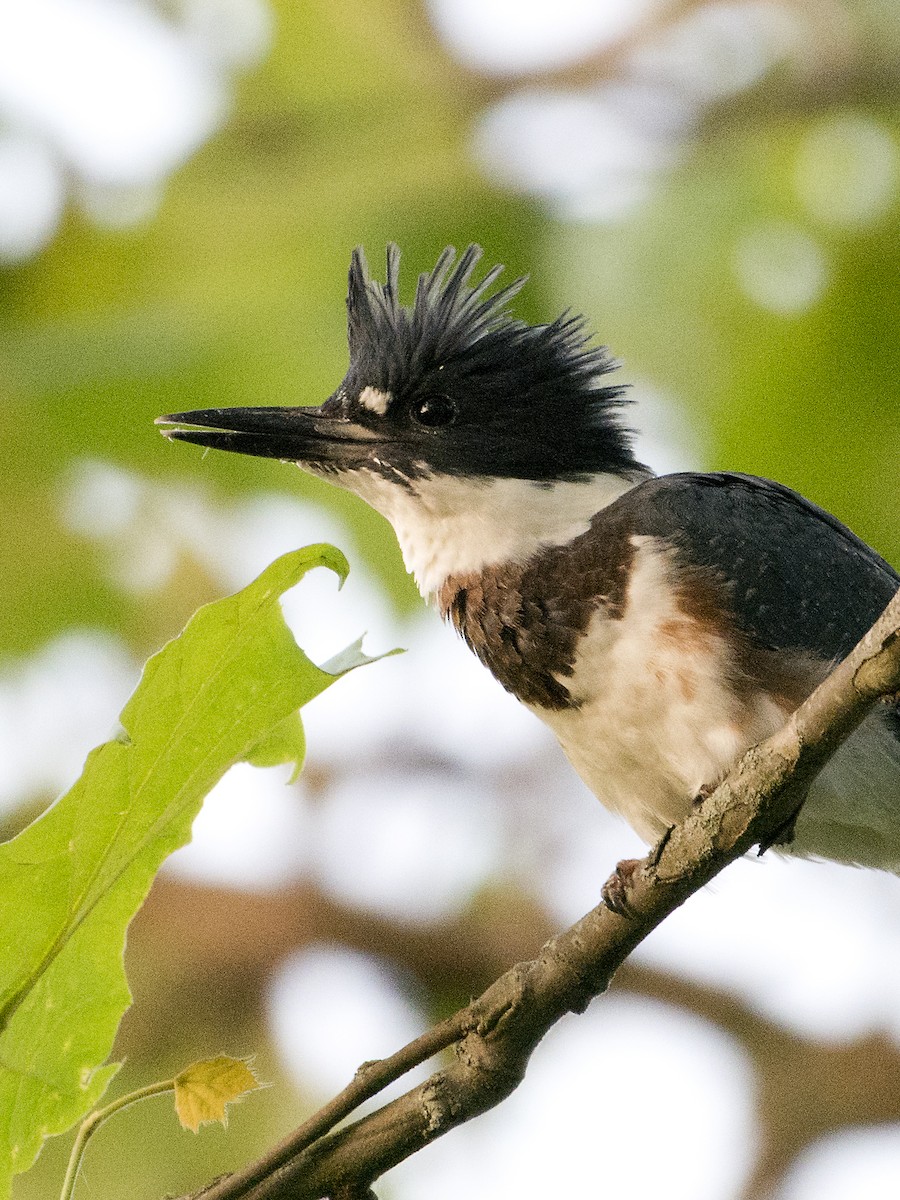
{"left": 158, "top": 245, "right": 650, "bottom": 595}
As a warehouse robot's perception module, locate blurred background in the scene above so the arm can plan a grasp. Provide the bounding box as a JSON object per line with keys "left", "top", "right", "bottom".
{"left": 3, "top": 0, "right": 900, "bottom": 1196}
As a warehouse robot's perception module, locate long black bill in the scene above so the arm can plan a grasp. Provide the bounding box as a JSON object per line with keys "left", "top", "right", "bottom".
{"left": 156, "top": 406, "right": 379, "bottom": 464}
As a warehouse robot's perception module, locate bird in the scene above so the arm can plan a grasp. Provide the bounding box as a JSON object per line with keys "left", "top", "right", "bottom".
{"left": 158, "top": 244, "right": 900, "bottom": 897}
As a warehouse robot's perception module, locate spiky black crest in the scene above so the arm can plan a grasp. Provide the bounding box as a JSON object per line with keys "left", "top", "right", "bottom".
{"left": 339, "top": 244, "right": 644, "bottom": 482}
{"left": 347, "top": 244, "right": 525, "bottom": 380}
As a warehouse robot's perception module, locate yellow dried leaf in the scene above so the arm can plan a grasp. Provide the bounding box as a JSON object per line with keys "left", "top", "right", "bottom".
{"left": 174, "top": 1056, "right": 262, "bottom": 1133}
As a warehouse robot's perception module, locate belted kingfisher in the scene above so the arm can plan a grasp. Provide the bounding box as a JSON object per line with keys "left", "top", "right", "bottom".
{"left": 159, "top": 245, "right": 900, "bottom": 877}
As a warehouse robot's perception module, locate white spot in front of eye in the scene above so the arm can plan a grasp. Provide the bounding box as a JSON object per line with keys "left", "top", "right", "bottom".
{"left": 358, "top": 385, "right": 391, "bottom": 415}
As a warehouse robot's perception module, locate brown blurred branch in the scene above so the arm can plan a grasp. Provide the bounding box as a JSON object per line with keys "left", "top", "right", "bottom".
{"left": 614, "top": 963, "right": 900, "bottom": 1199}
{"left": 416, "top": 0, "right": 895, "bottom": 113}
{"left": 132, "top": 876, "right": 900, "bottom": 1200}
{"left": 233, "top": 0, "right": 900, "bottom": 165}
{"left": 171, "top": 589, "right": 900, "bottom": 1200}
{"left": 405, "top": 0, "right": 856, "bottom": 98}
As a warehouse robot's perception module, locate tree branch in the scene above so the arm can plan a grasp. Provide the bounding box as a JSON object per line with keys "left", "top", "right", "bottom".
{"left": 185, "top": 589, "right": 900, "bottom": 1200}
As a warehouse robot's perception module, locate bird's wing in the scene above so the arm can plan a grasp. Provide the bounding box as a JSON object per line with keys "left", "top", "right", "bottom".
{"left": 615, "top": 471, "right": 899, "bottom": 663}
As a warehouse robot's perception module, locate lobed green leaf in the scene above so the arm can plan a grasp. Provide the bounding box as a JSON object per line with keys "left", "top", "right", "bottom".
{"left": 0, "top": 544, "right": 388, "bottom": 1192}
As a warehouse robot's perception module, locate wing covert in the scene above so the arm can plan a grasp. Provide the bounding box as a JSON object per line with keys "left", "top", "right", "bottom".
{"left": 611, "top": 471, "right": 899, "bottom": 662}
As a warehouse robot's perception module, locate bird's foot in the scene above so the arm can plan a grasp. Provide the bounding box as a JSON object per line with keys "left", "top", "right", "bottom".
{"left": 647, "top": 824, "right": 675, "bottom": 867}
{"left": 692, "top": 780, "right": 718, "bottom": 811}
{"left": 602, "top": 858, "right": 641, "bottom": 919}
{"left": 603, "top": 826, "right": 676, "bottom": 917}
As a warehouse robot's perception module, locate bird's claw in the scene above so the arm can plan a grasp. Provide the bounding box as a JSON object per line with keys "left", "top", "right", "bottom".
{"left": 647, "top": 824, "right": 674, "bottom": 867}
{"left": 602, "top": 858, "right": 642, "bottom": 919}
{"left": 603, "top": 825, "right": 676, "bottom": 918}
{"left": 692, "top": 780, "right": 718, "bottom": 810}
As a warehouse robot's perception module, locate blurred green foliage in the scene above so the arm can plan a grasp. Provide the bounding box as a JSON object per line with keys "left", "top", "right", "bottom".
{"left": 2, "top": 0, "right": 897, "bottom": 668}
{"left": 0, "top": 0, "right": 542, "bottom": 658}
{"left": 2, "top": 2, "right": 900, "bottom": 1194}
{"left": 0, "top": 544, "right": 379, "bottom": 1191}
{"left": 552, "top": 111, "right": 900, "bottom": 563}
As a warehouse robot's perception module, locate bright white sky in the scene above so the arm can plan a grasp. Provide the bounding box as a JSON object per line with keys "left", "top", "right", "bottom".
{"left": 0, "top": 0, "right": 270, "bottom": 257}
{"left": 426, "top": 0, "right": 656, "bottom": 73}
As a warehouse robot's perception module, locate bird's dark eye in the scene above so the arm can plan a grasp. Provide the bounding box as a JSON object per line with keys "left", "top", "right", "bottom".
{"left": 410, "top": 395, "right": 456, "bottom": 428}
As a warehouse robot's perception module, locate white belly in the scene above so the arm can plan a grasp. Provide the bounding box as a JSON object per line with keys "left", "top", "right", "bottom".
{"left": 531, "top": 540, "right": 791, "bottom": 843}
{"left": 531, "top": 541, "right": 900, "bottom": 868}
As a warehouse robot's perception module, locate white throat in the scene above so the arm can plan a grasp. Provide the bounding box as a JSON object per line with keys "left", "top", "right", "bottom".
{"left": 335, "top": 469, "right": 648, "bottom": 599}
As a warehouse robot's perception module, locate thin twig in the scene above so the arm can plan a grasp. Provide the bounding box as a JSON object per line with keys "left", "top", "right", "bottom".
{"left": 60, "top": 1080, "right": 176, "bottom": 1200}
{"left": 192, "top": 1009, "right": 471, "bottom": 1200}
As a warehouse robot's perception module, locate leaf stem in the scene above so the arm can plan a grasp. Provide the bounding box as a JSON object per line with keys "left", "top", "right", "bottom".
{"left": 59, "top": 1079, "right": 176, "bottom": 1200}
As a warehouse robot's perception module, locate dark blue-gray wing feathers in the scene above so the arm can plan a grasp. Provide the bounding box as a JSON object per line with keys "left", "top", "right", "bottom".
{"left": 621, "top": 471, "right": 899, "bottom": 663}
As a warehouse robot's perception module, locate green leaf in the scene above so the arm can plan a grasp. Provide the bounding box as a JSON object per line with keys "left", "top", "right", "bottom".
{"left": 0, "top": 544, "right": 388, "bottom": 1192}
{"left": 245, "top": 711, "right": 307, "bottom": 782}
